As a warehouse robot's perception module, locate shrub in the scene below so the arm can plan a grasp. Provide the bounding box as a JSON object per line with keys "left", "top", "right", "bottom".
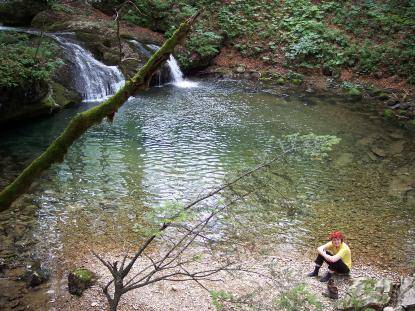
{"left": 0, "top": 32, "right": 63, "bottom": 88}
{"left": 275, "top": 283, "right": 323, "bottom": 311}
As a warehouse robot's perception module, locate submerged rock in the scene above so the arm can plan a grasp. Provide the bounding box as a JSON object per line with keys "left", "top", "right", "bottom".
{"left": 389, "top": 141, "right": 405, "bottom": 155}
{"left": 336, "top": 277, "right": 393, "bottom": 310}
{"left": 22, "top": 261, "right": 50, "bottom": 288}
{"left": 334, "top": 152, "right": 354, "bottom": 167}
{"left": 68, "top": 267, "right": 96, "bottom": 296}
{"left": 371, "top": 146, "right": 386, "bottom": 158}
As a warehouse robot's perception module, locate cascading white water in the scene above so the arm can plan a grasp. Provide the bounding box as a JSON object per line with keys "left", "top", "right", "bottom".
{"left": 0, "top": 26, "right": 125, "bottom": 102}
{"left": 166, "top": 55, "right": 184, "bottom": 82}
{"left": 50, "top": 34, "right": 125, "bottom": 102}
{"left": 146, "top": 44, "right": 198, "bottom": 88}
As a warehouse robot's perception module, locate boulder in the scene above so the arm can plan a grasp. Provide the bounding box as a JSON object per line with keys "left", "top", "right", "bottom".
{"left": 68, "top": 267, "right": 96, "bottom": 296}
{"left": 22, "top": 261, "right": 50, "bottom": 288}
{"left": 50, "top": 81, "right": 82, "bottom": 108}
{"left": 336, "top": 277, "right": 393, "bottom": 311}
{"left": 395, "top": 276, "right": 415, "bottom": 311}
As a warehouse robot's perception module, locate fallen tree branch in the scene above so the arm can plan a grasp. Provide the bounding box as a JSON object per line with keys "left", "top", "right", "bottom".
{"left": 0, "top": 13, "right": 199, "bottom": 211}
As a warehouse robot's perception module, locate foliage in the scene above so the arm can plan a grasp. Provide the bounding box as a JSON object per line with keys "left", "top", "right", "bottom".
{"left": 116, "top": 0, "right": 414, "bottom": 82}
{"left": 275, "top": 283, "right": 323, "bottom": 311}
{"left": 210, "top": 290, "right": 234, "bottom": 311}
{"left": 0, "top": 32, "right": 63, "bottom": 88}
{"left": 186, "top": 28, "right": 222, "bottom": 58}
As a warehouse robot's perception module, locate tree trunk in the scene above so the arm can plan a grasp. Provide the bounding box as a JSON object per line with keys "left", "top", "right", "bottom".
{"left": 0, "top": 14, "right": 198, "bottom": 211}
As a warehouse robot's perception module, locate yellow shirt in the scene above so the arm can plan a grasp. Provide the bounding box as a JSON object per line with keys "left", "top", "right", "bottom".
{"left": 323, "top": 241, "right": 352, "bottom": 269}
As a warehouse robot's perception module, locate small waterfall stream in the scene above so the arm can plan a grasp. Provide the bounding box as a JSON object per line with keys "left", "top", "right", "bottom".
{"left": 146, "top": 43, "right": 198, "bottom": 88}
{"left": 0, "top": 26, "right": 125, "bottom": 102}
{"left": 50, "top": 33, "right": 124, "bottom": 102}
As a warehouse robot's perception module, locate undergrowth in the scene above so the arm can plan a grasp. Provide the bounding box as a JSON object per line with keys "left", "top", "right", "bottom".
{"left": 119, "top": 0, "right": 414, "bottom": 83}
{"left": 0, "top": 32, "right": 63, "bottom": 88}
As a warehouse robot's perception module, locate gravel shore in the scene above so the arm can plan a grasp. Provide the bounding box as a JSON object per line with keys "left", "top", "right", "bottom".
{"left": 52, "top": 243, "right": 401, "bottom": 311}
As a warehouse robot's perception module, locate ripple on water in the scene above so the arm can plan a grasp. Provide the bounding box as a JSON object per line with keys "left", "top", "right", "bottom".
{"left": 0, "top": 80, "right": 414, "bottom": 274}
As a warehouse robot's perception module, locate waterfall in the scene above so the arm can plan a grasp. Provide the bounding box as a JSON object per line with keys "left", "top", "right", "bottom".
{"left": 50, "top": 33, "right": 125, "bottom": 102}
{"left": 0, "top": 26, "right": 125, "bottom": 102}
{"left": 146, "top": 44, "right": 198, "bottom": 88}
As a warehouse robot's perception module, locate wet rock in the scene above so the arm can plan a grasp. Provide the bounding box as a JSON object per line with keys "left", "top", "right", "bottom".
{"left": 250, "top": 71, "right": 261, "bottom": 80}
{"left": 21, "top": 204, "right": 39, "bottom": 216}
{"left": 400, "top": 102, "right": 411, "bottom": 110}
{"left": 243, "top": 72, "right": 251, "bottom": 80}
{"left": 389, "top": 174, "right": 414, "bottom": 198}
{"left": 336, "top": 277, "right": 393, "bottom": 311}
{"left": 389, "top": 131, "right": 404, "bottom": 139}
{"left": 389, "top": 103, "right": 401, "bottom": 110}
{"left": 389, "top": 141, "right": 405, "bottom": 155}
{"left": 68, "top": 267, "right": 96, "bottom": 296}
{"left": 0, "top": 257, "right": 7, "bottom": 272}
{"left": 371, "top": 147, "right": 386, "bottom": 158}
{"left": 334, "top": 153, "right": 354, "bottom": 167}
{"left": 50, "top": 81, "right": 82, "bottom": 109}
{"left": 23, "top": 262, "right": 50, "bottom": 288}
{"left": 395, "top": 276, "right": 415, "bottom": 311}
{"left": 235, "top": 66, "right": 246, "bottom": 74}
{"left": 358, "top": 133, "right": 380, "bottom": 146}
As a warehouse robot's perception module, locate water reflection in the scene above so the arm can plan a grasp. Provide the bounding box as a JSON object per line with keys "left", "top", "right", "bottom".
{"left": 0, "top": 79, "right": 414, "bottom": 272}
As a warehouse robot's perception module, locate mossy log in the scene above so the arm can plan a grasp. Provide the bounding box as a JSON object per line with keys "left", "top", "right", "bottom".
{"left": 0, "top": 15, "right": 198, "bottom": 211}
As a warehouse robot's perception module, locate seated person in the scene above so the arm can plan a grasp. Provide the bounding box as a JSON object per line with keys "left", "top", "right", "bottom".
{"left": 308, "top": 231, "right": 351, "bottom": 282}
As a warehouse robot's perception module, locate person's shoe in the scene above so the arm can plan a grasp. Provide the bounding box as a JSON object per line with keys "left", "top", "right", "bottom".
{"left": 320, "top": 272, "right": 332, "bottom": 282}
{"left": 307, "top": 266, "right": 320, "bottom": 277}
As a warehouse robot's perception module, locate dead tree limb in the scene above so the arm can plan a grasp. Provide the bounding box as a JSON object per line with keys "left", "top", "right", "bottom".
{"left": 114, "top": 0, "right": 147, "bottom": 63}
{"left": 0, "top": 13, "right": 199, "bottom": 211}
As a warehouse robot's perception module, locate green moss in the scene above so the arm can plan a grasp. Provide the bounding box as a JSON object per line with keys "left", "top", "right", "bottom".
{"left": 383, "top": 109, "right": 394, "bottom": 119}
{"left": 41, "top": 94, "right": 58, "bottom": 110}
{"left": 276, "top": 78, "right": 286, "bottom": 85}
{"left": 347, "top": 87, "right": 362, "bottom": 97}
{"left": 291, "top": 78, "right": 303, "bottom": 85}
{"left": 73, "top": 268, "right": 94, "bottom": 282}
{"left": 50, "top": 81, "right": 81, "bottom": 108}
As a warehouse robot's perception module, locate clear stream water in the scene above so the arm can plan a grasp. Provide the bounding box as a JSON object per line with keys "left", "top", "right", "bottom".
{"left": 0, "top": 79, "right": 414, "bottom": 286}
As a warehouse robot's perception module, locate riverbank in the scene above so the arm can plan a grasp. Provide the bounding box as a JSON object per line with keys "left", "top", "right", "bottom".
{"left": 52, "top": 242, "right": 401, "bottom": 311}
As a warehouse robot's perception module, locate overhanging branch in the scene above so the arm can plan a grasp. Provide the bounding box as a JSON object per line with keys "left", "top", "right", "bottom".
{"left": 0, "top": 13, "right": 199, "bottom": 211}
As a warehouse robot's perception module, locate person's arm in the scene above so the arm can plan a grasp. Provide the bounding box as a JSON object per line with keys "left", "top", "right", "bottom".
{"left": 317, "top": 242, "right": 341, "bottom": 263}
{"left": 323, "top": 253, "right": 341, "bottom": 263}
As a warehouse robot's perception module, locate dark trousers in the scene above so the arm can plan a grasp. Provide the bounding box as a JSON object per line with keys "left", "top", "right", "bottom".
{"left": 315, "top": 252, "right": 350, "bottom": 274}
